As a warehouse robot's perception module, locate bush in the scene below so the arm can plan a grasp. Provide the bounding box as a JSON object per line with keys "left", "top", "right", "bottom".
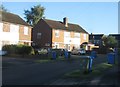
{"left": 2, "top": 44, "right": 33, "bottom": 56}
{"left": 2, "top": 45, "right": 17, "bottom": 55}
{"left": 118, "top": 48, "right": 120, "bottom": 55}
{"left": 98, "top": 46, "right": 107, "bottom": 54}
{"left": 16, "top": 44, "right": 33, "bottom": 56}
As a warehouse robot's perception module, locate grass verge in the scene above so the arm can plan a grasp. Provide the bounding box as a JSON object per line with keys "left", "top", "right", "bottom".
{"left": 64, "top": 63, "right": 114, "bottom": 79}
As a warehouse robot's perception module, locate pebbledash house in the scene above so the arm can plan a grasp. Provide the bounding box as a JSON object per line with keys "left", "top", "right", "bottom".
{"left": 0, "top": 11, "right": 32, "bottom": 54}
{"left": 32, "top": 17, "right": 89, "bottom": 51}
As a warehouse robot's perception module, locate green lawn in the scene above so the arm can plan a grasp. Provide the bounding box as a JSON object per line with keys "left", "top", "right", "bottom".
{"left": 64, "top": 62, "right": 115, "bottom": 79}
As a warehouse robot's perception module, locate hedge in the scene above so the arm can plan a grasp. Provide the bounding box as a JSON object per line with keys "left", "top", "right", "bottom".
{"left": 2, "top": 44, "right": 34, "bottom": 56}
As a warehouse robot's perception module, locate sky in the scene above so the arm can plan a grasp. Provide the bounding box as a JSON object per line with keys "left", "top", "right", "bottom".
{"left": 2, "top": 2, "right": 118, "bottom": 35}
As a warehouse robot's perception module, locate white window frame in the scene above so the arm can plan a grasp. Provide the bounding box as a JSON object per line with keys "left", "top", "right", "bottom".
{"left": 10, "top": 24, "right": 19, "bottom": 33}
{"left": 24, "top": 26, "right": 28, "bottom": 35}
{"left": 64, "top": 31, "right": 70, "bottom": 38}
{"left": 74, "top": 33, "right": 80, "bottom": 38}
{"left": 55, "top": 30, "right": 59, "bottom": 37}
{"left": 37, "top": 33, "right": 42, "bottom": 39}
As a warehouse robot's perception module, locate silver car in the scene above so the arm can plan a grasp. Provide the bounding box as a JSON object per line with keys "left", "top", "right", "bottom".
{"left": 71, "top": 48, "right": 86, "bottom": 55}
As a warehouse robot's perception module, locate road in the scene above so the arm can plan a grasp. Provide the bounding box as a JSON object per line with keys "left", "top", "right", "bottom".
{"left": 2, "top": 54, "right": 107, "bottom": 85}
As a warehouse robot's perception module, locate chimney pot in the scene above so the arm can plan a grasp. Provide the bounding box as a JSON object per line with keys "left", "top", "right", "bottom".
{"left": 63, "top": 17, "right": 68, "bottom": 27}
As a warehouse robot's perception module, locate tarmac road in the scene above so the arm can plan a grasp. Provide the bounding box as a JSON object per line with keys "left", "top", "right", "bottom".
{"left": 2, "top": 54, "right": 108, "bottom": 85}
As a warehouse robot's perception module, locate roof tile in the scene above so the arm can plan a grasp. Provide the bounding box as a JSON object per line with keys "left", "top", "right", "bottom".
{"left": 43, "top": 19, "right": 88, "bottom": 34}
{"left": 1, "top": 11, "right": 30, "bottom": 26}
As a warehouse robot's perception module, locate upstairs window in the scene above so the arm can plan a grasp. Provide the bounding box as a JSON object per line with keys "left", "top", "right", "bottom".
{"left": 37, "top": 33, "right": 42, "bottom": 39}
{"left": 10, "top": 24, "right": 19, "bottom": 33}
{"left": 24, "top": 26, "right": 28, "bottom": 35}
{"left": 55, "top": 30, "right": 59, "bottom": 37}
{"left": 64, "top": 31, "right": 70, "bottom": 38}
{"left": 74, "top": 33, "right": 80, "bottom": 38}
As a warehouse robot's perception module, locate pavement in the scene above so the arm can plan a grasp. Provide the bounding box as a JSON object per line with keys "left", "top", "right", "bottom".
{"left": 2, "top": 54, "right": 120, "bottom": 86}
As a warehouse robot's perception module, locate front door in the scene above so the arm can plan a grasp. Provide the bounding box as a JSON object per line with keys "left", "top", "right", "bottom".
{"left": 65, "top": 44, "right": 70, "bottom": 51}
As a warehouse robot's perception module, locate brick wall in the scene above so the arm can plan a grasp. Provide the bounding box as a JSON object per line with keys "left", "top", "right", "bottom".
{"left": 52, "top": 29, "right": 89, "bottom": 50}
{"left": 19, "top": 25, "right": 32, "bottom": 46}
{"left": 32, "top": 19, "right": 52, "bottom": 48}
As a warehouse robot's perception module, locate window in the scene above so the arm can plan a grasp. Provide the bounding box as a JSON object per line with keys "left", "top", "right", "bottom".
{"left": 24, "top": 26, "right": 28, "bottom": 35}
{"left": 10, "top": 24, "right": 19, "bottom": 33}
{"left": 74, "top": 33, "right": 80, "bottom": 38}
{"left": 55, "top": 30, "right": 59, "bottom": 37}
{"left": 45, "top": 43, "right": 50, "bottom": 46}
{"left": 24, "top": 42, "right": 29, "bottom": 45}
{"left": 0, "top": 23, "right": 3, "bottom": 32}
{"left": 65, "top": 44, "right": 70, "bottom": 51}
{"left": 64, "top": 31, "right": 70, "bottom": 38}
{"left": 37, "top": 33, "right": 42, "bottom": 39}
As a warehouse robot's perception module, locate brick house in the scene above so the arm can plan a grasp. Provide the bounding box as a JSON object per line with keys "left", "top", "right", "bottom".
{"left": 0, "top": 11, "right": 32, "bottom": 51}
{"left": 89, "top": 33, "right": 104, "bottom": 47}
{"left": 32, "top": 17, "right": 89, "bottom": 51}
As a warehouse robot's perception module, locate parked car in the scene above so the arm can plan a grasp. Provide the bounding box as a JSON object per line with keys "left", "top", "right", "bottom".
{"left": 34, "top": 48, "right": 48, "bottom": 55}
{"left": 51, "top": 48, "right": 67, "bottom": 56}
{"left": 0, "top": 50, "right": 7, "bottom": 56}
{"left": 71, "top": 48, "right": 86, "bottom": 55}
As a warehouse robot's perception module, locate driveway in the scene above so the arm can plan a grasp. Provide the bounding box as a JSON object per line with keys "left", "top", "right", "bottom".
{"left": 2, "top": 54, "right": 108, "bottom": 85}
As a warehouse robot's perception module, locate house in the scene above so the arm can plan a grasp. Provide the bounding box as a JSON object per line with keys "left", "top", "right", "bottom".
{"left": 32, "top": 17, "right": 89, "bottom": 51}
{"left": 0, "top": 11, "right": 32, "bottom": 53}
{"left": 89, "top": 33, "right": 104, "bottom": 47}
{"left": 109, "top": 34, "right": 120, "bottom": 48}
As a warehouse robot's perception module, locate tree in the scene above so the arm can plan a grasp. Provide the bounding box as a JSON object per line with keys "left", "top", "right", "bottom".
{"left": 102, "top": 35, "right": 108, "bottom": 47}
{"left": 24, "top": 4, "right": 45, "bottom": 26}
{"left": 0, "top": 5, "right": 8, "bottom": 12}
{"left": 102, "top": 35, "right": 118, "bottom": 48}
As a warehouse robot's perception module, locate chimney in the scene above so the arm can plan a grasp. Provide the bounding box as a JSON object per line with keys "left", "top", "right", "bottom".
{"left": 63, "top": 17, "right": 68, "bottom": 27}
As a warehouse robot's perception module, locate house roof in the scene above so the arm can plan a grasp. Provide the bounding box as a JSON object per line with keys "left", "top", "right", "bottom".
{"left": 0, "top": 11, "right": 30, "bottom": 26}
{"left": 89, "top": 34, "right": 104, "bottom": 40}
{"left": 43, "top": 19, "right": 88, "bottom": 34}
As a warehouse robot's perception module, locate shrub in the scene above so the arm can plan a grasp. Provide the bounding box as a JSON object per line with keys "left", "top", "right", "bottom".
{"left": 118, "top": 48, "right": 120, "bottom": 55}
{"left": 98, "top": 46, "right": 107, "bottom": 54}
{"left": 2, "top": 45, "right": 17, "bottom": 55}
{"left": 16, "top": 44, "right": 33, "bottom": 56}
{"left": 2, "top": 44, "right": 33, "bottom": 56}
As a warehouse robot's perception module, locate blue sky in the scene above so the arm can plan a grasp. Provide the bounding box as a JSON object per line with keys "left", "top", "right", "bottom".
{"left": 2, "top": 2, "right": 118, "bottom": 35}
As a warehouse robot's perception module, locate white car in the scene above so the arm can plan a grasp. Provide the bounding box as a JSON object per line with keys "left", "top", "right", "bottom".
{"left": 71, "top": 48, "right": 86, "bottom": 55}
